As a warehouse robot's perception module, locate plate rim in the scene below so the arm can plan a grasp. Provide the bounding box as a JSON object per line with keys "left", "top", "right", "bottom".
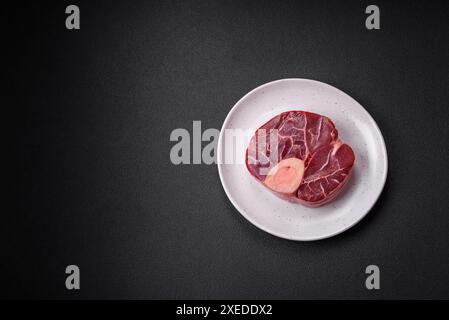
{"left": 217, "top": 78, "right": 388, "bottom": 241}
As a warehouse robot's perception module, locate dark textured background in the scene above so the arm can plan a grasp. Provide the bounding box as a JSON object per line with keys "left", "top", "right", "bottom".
{"left": 6, "top": 0, "right": 449, "bottom": 299}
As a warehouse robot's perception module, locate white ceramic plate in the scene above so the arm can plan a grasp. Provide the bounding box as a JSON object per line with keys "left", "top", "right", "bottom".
{"left": 217, "top": 78, "right": 388, "bottom": 241}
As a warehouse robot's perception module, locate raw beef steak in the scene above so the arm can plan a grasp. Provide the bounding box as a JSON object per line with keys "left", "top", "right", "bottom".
{"left": 245, "top": 111, "right": 355, "bottom": 207}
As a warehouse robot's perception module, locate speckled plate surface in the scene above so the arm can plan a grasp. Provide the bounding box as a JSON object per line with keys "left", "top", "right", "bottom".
{"left": 217, "top": 79, "right": 388, "bottom": 241}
